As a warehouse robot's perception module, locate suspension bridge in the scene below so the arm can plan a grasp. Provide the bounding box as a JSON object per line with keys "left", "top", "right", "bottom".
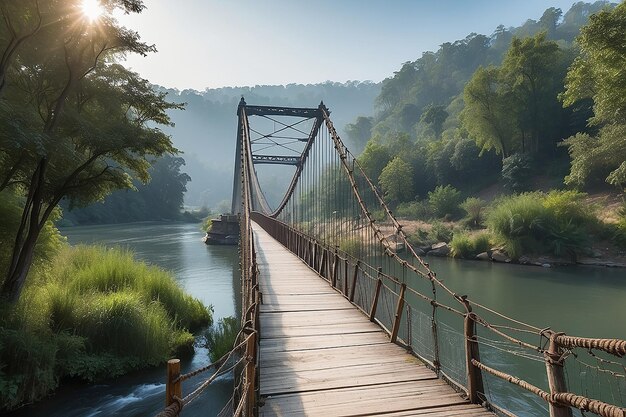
{"left": 154, "top": 100, "right": 626, "bottom": 417}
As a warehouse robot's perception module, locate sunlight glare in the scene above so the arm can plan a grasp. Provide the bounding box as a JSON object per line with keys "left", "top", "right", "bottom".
{"left": 81, "top": 0, "right": 104, "bottom": 22}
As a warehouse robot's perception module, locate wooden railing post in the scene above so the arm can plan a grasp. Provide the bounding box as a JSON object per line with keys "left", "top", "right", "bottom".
{"left": 390, "top": 283, "right": 406, "bottom": 343}
{"left": 545, "top": 332, "right": 573, "bottom": 417}
{"left": 461, "top": 297, "right": 483, "bottom": 405}
{"left": 349, "top": 260, "right": 360, "bottom": 302}
{"left": 245, "top": 331, "right": 257, "bottom": 417}
{"left": 166, "top": 359, "right": 182, "bottom": 407}
{"left": 343, "top": 258, "right": 349, "bottom": 296}
{"left": 318, "top": 247, "right": 327, "bottom": 277}
{"left": 369, "top": 268, "right": 383, "bottom": 322}
{"left": 331, "top": 248, "right": 339, "bottom": 288}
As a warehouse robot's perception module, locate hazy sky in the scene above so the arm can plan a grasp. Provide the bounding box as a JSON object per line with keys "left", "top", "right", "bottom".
{"left": 115, "top": 1, "right": 579, "bottom": 90}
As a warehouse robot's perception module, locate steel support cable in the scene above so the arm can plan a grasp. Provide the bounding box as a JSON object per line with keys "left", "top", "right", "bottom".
{"left": 258, "top": 114, "right": 313, "bottom": 136}
{"left": 269, "top": 113, "right": 323, "bottom": 217}
{"left": 472, "top": 359, "right": 626, "bottom": 417}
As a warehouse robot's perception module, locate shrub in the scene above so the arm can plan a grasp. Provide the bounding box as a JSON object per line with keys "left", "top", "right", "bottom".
{"left": 450, "top": 232, "right": 492, "bottom": 259}
{"left": 428, "top": 185, "right": 463, "bottom": 219}
{"left": 395, "top": 200, "right": 432, "bottom": 220}
{"left": 501, "top": 153, "right": 534, "bottom": 192}
{"left": 339, "top": 237, "right": 363, "bottom": 258}
{"left": 406, "top": 228, "right": 430, "bottom": 247}
{"left": 461, "top": 197, "right": 487, "bottom": 228}
{"left": 428, "top": 221, "right": 454, "bottom": 243}
{"left": 205, "top": 316, "right": 240, "bottom": 362}
{"left": 486, "top": 193, "right": 550, "bottom": 258}
{"left": 486, "top": 192, "right": 593, "bottom": 259}
{"left": 0, "top": 245, "right": 212, "bottom": 411}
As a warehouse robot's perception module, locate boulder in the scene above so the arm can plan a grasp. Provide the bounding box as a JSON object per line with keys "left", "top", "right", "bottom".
{"left": 490, "top": 250, "right": 511, "bottom": 263}
{"left": 429, "top": 242, "right": 450, "bottom": 256}
{"left": 475, "top": 252, "right": 490, "bottom": 261}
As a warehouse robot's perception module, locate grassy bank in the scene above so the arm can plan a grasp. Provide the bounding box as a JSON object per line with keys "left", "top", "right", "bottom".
{"left": 0, "top": 245, "right": 212, "bottom": 411}
{"left": 398, "top": 189, "right": 626, "bottom": 264}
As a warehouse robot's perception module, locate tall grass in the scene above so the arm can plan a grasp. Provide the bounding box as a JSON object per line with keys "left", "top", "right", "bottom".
{"left": 450, "top": 232, "right": 492, "bottom": 259}
{"left": 205, "top": 316, "right": 240, "bottom": 362}
{"left": 486, "top": 191, "right": 593, "bottom": 259}
{"left": 0, "top": 245, "right": 212, "bottom": 411}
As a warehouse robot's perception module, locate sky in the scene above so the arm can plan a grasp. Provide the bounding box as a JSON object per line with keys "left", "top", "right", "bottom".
{"left": 114, "top": 0, "right": 580, "bottom": 90}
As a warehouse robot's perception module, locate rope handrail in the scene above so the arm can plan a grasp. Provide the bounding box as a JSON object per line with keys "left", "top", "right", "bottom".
{"left": 472, "top": 359, "right": 626, "bottom": 417}
{"left": 174, "top": 333, "right": 251, "bottom": 383}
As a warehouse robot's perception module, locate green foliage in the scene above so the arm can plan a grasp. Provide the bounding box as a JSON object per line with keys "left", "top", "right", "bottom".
{"left": 205, "top": 316, "right": 240, "bottom": 362}
{"left": 562, "top": 125, "right": 626, "bottom": 189}
{"left": 0, "top": 245, "right": 211, "bottom": 411}
{"left": 428, "top": 221, "right": 454, "bottom": 243}
{"left": 501, "top": 153, "right": 535, "bottom": 192}
{"left": 395, "top": 200, "right": 432, "bottom": 220}
{"left": 561, "top": 3, "right": 626, "bottom": 189}
{"left": 339, "top": 237, "right": 364, "bottom": 259}
{"left": 461, "top": 197, "right": 487, "bottom": 228}
{"left": 450, "top": 232, "right": 492, "bottom": 259}
{"left": 345, "top": 116, "right": 374, "bottom": 154}
{"left": 561, "top": 2, "right": 626, "bottom": 125}
{"left": 63, "top": 155, "right": 192, "bottom": 225}
{"left": 379, "top": 157, "right": 414, "bottom": 204}
{"left": 428, "top": 185, "right": 463, "bottom": 219}
{"left": 358, "top": 140, "right": 391, "bottom": 181}
{"left": 486, "top": 191, "right": 593, "bottom": 258}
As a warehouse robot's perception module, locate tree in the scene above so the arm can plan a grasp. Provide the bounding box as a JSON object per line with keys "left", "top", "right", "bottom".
{"left": 419, "top": 104, "right": 448, "bottom": 138}
{"left": 345, "top": 116, "right": 373, "bottom": 154}
{"left": 379, "top": 157, "right": 413, "bottom": 204}
{"left": 561, "top": 2, "right": 626, "bottom": 188}
{"left": 0, "top": 1, "right": 182, "bottom": 301}
{"left": 358, "top": 140, "right": 391, "bottom": 182}
{"left": 499, "top": 33, "right": 566, "bottom": 154}
{"left": 461, "top": 66, "right": 515, "bottom": 158}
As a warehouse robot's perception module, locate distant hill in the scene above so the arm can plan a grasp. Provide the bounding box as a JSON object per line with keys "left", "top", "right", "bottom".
{"left": 159, "top": 82, "right": 381, "bottom": 208}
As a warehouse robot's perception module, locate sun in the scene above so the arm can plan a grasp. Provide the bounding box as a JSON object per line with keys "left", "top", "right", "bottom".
{"left": 81, "top": 0, "right": 104, "bottom": 22}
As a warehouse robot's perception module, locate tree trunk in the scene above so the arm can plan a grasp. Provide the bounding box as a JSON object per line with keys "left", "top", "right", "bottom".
{"left": 1, "top": 159, "right": 47, "bottom": 302}
{"left": 1, "top": 225, "right": 40, "bottom": 302}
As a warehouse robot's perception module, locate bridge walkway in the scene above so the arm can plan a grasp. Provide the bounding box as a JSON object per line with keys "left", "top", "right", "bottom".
{"left": 252, "top": 222, "right": 493, "bottom": 417}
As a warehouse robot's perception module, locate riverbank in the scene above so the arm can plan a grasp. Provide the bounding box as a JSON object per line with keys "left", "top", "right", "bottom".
{"left": 0, "top": 245, "right": 212, "bottom": 412}
{"left": 391, "top": 190, "right": 626, "bottom": 269}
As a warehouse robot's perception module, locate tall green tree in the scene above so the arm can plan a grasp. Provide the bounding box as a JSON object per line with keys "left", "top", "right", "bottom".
{"left": 379, "top": 157, "right": 413, "bottom": 204}
{"left": 561, "top": 2, "right": 626, "bottom": 189}
{"left": 0, "top": 1, "right": 182, "bottom": 301}
{"left": 461, "top": 66, "right": 516, "bottom": 157}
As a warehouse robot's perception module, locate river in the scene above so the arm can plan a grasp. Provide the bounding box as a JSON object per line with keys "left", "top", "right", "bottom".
{"left": 10, "top": 222, "right": 240, "bottom": 417}
{"left": 10, "top": 222, "right": 626, "bottom": 416}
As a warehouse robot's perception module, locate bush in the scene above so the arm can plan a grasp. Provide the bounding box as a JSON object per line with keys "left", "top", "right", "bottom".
{"left": 428, "top": 185, "right": 463, "bottom": 219}
{"left": 428, "top": 221, "right": 454, "bottom": 243}
{"left": 450, "top": 232, "right": 492, "bottom": 258}
{"left": 406, "top": 228, "right": 430, "bottom": 247}
{"left": 0, "top": 245, "right": 212, "bottom": 411}
{"left": 501, "top": 153, "right": 534, "bottom": 192}
{"left": 339, "top": 237, "right": 364, "bottom": 258}
{"left": 395, "top": 200, "right": 432, "bottom": 220}
{"left": 205, "top": 316, "right": 240, "bottom": 362}
{"left": 461, "top": 197, "right": 487, "bottom": 228}
{"left": 486, "top": 192, "right": 593, "bottom": 259}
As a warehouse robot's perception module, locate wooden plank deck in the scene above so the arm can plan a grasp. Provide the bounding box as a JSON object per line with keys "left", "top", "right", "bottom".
{"left": 252, "top": 222, "right": 494, "bottom": 417}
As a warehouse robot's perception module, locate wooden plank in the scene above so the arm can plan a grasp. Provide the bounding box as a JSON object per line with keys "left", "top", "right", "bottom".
{"left": 260, "top": 331, "right": 389, "bottom": 353}
{"left": 251, "top": 222, "right": 494, "bottom": 417}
